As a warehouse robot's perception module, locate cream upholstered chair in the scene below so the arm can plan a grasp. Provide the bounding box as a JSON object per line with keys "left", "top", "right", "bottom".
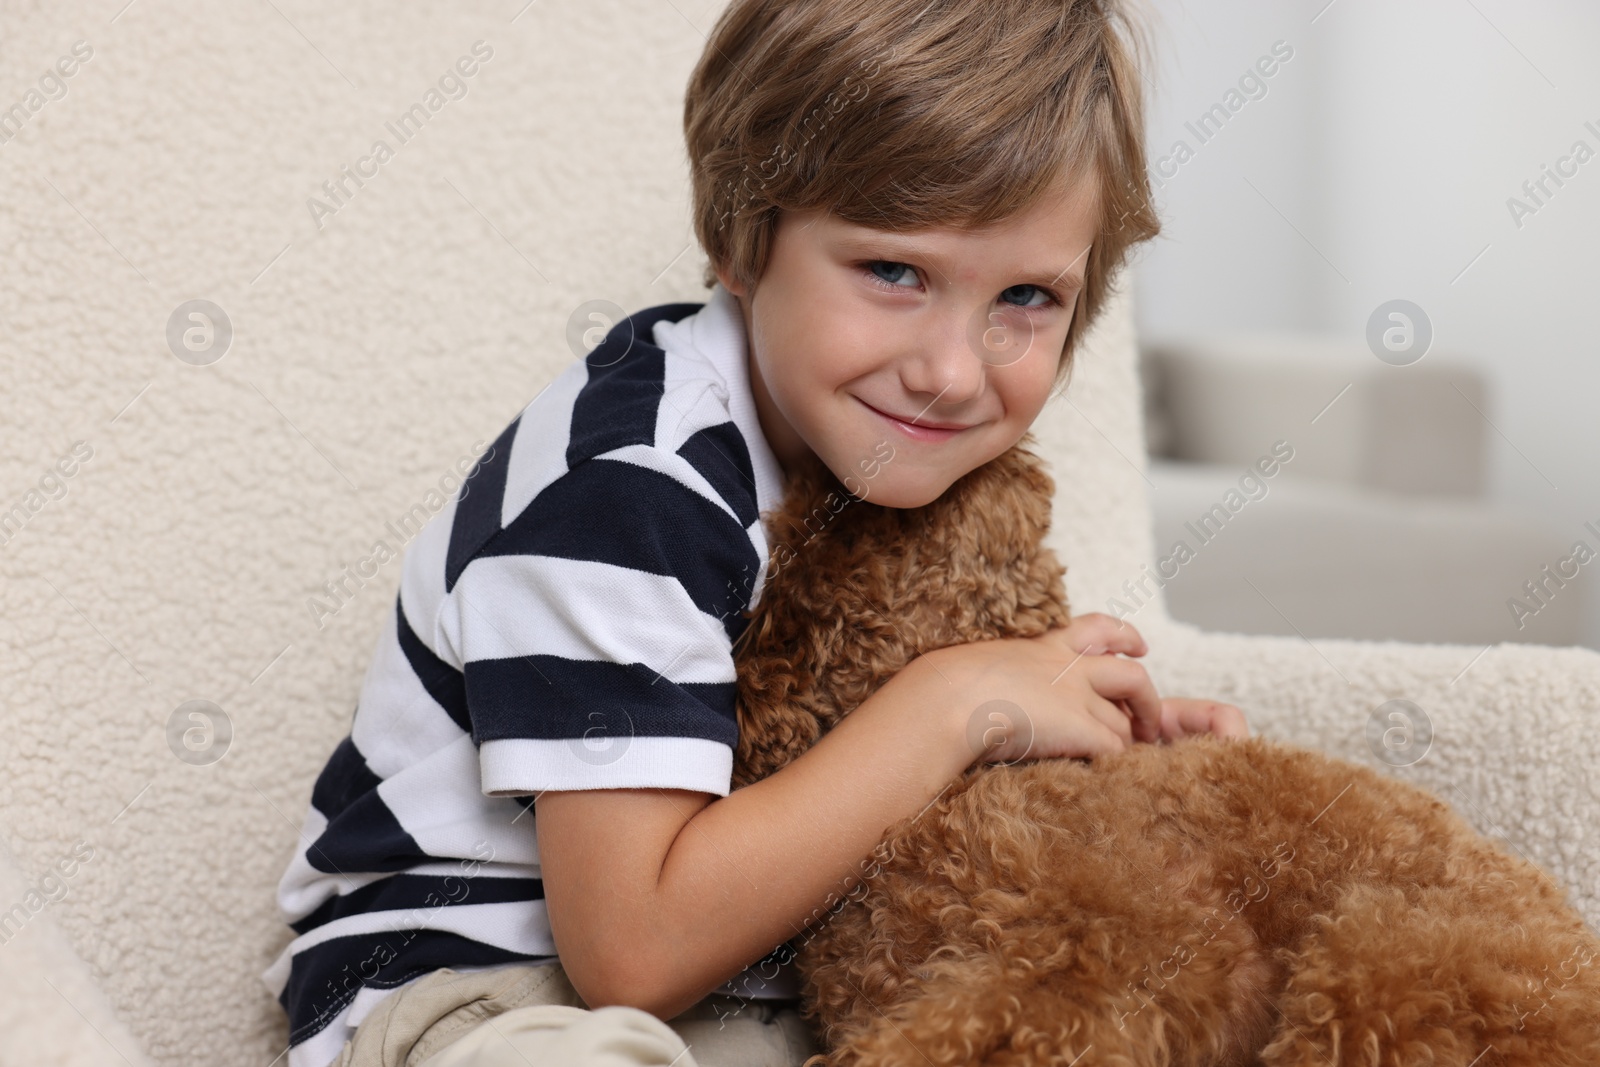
{"left": 3, "top": 4, "right": 1597, "bottom": 1066}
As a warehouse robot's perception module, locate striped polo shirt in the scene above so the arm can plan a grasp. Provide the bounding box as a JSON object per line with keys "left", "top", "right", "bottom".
{"left": 260, "top": 283, "right": 800, "bottom": 1067}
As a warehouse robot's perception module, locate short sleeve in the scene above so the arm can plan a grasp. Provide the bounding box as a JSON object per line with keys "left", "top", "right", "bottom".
{"left": 449, "top": 453, "right": 762, "bottom": 798}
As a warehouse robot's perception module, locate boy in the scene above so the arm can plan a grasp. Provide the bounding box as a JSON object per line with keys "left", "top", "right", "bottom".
{"left": 262, "top": 1, "right": 1249, "bottom": 1064}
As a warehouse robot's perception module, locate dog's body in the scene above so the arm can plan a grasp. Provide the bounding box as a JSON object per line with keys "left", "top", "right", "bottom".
{"left": 731, "top": 439, "right": 1600, "bottom": 1066}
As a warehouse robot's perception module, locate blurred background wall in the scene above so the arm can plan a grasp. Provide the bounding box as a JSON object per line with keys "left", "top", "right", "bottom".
{"left": 1130, "top": 0, "right": 1600, "bottom": 651}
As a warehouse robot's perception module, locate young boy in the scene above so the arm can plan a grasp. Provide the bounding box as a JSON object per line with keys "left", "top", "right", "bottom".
{"left": 262, "top": 1, "right": 1249, "bottom": 1065}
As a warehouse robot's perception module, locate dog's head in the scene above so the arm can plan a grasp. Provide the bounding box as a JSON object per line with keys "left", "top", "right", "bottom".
{"left": 730, "top": 433, "right": 1071, "bottom": 788}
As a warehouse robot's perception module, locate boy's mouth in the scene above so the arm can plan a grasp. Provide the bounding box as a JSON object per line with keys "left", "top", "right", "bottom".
{"left": 858, "top": 397, "right": 972, "bottom": 441}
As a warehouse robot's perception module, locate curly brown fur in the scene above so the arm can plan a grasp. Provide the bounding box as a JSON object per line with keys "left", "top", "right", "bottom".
{"left": 731, "top": 435, "right": 1600, "bottom": 1067}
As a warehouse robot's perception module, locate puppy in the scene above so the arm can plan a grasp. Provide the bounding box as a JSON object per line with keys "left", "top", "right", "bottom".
{"left": 732, "top": 437, "right": 1600, "bottom": 1066}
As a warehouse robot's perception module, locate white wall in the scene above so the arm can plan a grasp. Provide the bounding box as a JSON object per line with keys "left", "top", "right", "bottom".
{"left": 1133, "top": 0, "right": 1600, "bottom": 647}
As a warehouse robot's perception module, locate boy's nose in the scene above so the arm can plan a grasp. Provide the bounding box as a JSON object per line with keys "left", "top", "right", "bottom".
{"left": 897, "top": 314, "right": 988, "bottom": 407}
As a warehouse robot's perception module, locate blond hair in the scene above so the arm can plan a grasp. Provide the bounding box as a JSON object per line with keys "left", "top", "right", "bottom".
{"left": 683, "top": 0, "right": 1162, "bottom": 384}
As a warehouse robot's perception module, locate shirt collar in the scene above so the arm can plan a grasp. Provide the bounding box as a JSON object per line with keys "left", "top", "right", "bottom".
{"left": 652, "top": 282, "right": 786, "bottom": 521}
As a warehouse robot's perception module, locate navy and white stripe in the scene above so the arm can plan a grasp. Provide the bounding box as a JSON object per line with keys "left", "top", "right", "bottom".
{"left": 261, "top": 285, "right": 796, "bottom": 1067}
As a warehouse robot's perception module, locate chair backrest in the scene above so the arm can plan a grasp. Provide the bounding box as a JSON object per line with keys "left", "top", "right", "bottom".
{"left": 1034, "top": 283, "right": 1169, "bottom": 629}
{"left": 0, "top": 6, "right": 1165, "bottom": 1065}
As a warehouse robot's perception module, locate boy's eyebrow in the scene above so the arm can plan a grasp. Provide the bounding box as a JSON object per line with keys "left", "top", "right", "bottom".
{"left": 833, "top": 233, "right": 1088, "bottom": 290}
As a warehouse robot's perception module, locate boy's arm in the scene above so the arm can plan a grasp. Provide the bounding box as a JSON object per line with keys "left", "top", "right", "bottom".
{"left": 536, "top": 652, "right": 971, "bottom": 1020}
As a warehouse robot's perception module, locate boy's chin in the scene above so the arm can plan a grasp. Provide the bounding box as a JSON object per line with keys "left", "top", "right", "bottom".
{"left": 823, "top": 455, "right": 963, "bottom": 510}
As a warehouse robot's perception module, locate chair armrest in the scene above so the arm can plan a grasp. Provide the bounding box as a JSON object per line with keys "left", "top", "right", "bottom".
{"left": 1138, "top": 616, "right": 1600, "bottom": 931}
{"left": 1141, "top": 335, "right": 1491, "bottom": 497}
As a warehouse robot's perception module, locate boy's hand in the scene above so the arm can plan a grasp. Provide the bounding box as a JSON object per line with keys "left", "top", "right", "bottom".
{"left": 925, "top": 625, "right": 1166, "bottom": 761}
{"left": 1055, "top": 615, "right": 1250, "bottom": 743}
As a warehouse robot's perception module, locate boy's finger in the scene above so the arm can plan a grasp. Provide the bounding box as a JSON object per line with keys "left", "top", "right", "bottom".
{"left": 1065, "top": 613, "right": 1147, "bottom": 657}
{"left": 1086, "top": 657, "right": 1162, "bottom": 743}
{"left": 1077, "top": 718, "right": 1130, "bottom": 759}
{"left": 1087, "top": 696, "right": 1134, "bottom": 748}
{"left": 1211, "top": 703, "right": 1250, "bottom": 739}
{"left": 1162, "top": 698, "right": 1249, "bottom": 740}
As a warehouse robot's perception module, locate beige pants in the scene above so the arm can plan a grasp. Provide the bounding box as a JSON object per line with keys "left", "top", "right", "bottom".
{"left": 329, "top": 961, "right": 823, "bottom": 1067}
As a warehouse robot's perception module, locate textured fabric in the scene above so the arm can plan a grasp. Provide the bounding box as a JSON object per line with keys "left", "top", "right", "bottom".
{"left": 328, "top": 962, "right": 818, "bottom": 1067}
{"left": 261, "top": 285, "right": 800, "bottom": 1067}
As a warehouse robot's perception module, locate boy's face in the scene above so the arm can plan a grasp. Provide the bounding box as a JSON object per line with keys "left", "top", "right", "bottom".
{"left": 718, "top": 173, "right": 1100, "bottom": 509}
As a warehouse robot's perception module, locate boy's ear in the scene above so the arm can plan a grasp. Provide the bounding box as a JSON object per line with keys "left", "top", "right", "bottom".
{"left": 713, "top": 261, "right": 747, "bottom": 298}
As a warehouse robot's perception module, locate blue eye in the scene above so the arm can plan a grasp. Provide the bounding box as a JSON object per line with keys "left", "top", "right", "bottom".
{"left": 999, "top": 283, "right": 1057, "bottom": 310}
{"left": 866, "top": 260, "right": 919, "bottom": 288}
